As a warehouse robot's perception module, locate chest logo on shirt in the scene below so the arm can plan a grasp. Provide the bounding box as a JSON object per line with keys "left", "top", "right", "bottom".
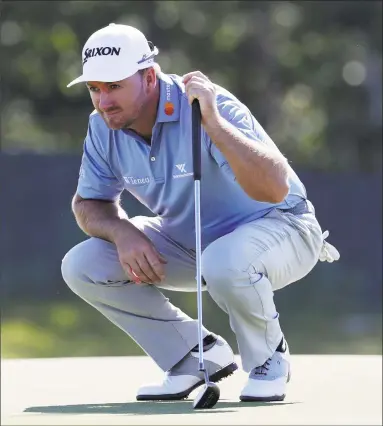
{"left": 173, "top": 164, "right": 193, "bottom": 179}
{"left": 176, "top": 164, "right": 186, "bottom": 173}
{"left": 123, "top": 176, "right": 151, "bottom": 185}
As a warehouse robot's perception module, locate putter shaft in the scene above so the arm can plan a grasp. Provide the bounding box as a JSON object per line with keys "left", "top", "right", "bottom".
{"left": 194, "top": 180, "right": 204, "bottom": 372}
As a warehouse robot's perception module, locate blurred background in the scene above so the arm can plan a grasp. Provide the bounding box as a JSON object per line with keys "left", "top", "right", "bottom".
{"left": 1, "top": 0, "right": 382, "bottom": 359}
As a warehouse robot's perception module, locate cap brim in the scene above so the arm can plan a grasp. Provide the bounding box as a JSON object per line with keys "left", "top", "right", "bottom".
{"left": 67, "top": 61, "right": 158, "bottom": 88}
{"left": 66, "top": 69, "right": 137, "bottom": 88}
{"left": 67, "top": 76, "right": 86, "bottom": 88}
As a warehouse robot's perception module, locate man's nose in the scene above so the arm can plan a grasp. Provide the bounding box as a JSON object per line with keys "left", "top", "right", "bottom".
{"left": 99, "top": 92, "right": 114, "bottom": 111}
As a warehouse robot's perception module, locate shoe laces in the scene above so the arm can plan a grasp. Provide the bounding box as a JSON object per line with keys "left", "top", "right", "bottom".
{"left": 253, "top": 358, "right": 271, "bottom": 376}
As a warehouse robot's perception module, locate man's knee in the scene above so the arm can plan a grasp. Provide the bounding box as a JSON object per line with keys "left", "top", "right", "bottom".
{"left": 202, "top": 237, "right": 251, "bottom": 293}
{"left": 61, "top": 240, "right": 91, "bottom": 293}
{"left": 61, "top": 237, "right": 118, "bottom": 294}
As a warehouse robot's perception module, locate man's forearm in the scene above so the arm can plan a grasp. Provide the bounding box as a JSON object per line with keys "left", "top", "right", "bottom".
{"left": 72, "top": 196, "right": 131, "bottom": 243}
{"left": 204, "top": 115, "right": 290, "bottom": 203}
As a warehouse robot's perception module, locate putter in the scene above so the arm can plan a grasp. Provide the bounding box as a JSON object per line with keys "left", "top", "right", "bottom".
{"left": 191, "top": 99, "right": 220, "bottom": 410}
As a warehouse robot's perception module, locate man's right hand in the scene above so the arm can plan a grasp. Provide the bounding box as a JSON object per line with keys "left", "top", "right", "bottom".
{"left": 71, "top": 195, "right": 167, "bottom": 284}
{"left": 113, "top": 225, "right": 167, "bottom": 284}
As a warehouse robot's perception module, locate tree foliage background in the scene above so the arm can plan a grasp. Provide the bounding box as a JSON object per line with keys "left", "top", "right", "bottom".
{"left": 1, "top": 0, "right": 382, "bottom": 172}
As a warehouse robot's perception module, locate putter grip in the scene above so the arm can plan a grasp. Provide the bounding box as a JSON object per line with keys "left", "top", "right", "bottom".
{"left": 192, "top": 99, "right": 202, "bottom": 181}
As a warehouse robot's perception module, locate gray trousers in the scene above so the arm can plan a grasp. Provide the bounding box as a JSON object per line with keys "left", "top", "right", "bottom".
{"left": 61, "top": 201, "right": 323, "bottom": 372}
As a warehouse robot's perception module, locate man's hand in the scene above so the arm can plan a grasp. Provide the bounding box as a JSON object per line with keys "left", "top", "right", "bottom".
{"left": 183, "top": 71, "right": 219, "bottom": 125}
{"left": 183, "top": 72, "right": 290, "bottom": 203}
{"left": 114, "top": 226, "right": 167, "bottom": 284}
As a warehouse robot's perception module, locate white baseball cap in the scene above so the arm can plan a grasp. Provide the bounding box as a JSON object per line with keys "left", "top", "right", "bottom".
{"left": 67, "top": 23, "right": 158, "bottom": 87}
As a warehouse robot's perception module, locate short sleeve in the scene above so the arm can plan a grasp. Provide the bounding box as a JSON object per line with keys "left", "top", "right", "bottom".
{"left": 77, "top": 122, "right": 123, "bottom": 201}
{"left": 204, "top": 96, "right": 270, "bottom": 179}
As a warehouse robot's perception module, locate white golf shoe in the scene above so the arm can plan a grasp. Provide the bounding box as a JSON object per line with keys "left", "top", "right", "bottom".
{"left": 136, "top": 335, "right": 238, "bottom": 401}
{"left": 240, "top": 339, "right": 291, "bottom": 402}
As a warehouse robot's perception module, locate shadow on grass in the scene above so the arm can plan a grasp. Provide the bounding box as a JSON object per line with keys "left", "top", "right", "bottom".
{"left": 24, "top": 399, "right": 300, "bottom": 415}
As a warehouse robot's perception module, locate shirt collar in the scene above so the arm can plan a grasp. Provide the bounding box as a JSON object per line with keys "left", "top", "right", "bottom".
{"left": 156, "top": 73, "right": 180, "bottom": 123}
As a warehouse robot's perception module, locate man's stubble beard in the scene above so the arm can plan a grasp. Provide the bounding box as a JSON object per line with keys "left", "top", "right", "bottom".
{"left": 102, "top": 81, "right": 147, "bottom": 131}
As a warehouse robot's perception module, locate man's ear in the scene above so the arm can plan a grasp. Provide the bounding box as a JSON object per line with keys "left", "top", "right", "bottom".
{"left": 145, "top": 67, "right": 157, "bottom": 89}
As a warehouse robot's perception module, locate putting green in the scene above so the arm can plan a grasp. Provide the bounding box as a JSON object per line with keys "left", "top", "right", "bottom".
{"left": 1, "top": 355, "right": 382, "bottom": 425}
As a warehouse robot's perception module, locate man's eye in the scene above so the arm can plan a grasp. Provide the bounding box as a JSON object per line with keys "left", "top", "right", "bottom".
{"left": 88, "top": 86, "right": 99, "bottom": 92}
{"left": 109, "top": 84, "right": 120, "bottom": 89}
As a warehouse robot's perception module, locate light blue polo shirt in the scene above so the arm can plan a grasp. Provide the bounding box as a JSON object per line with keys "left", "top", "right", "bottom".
{"left": 77, "top": 72, "right": 307, "bottom": 249}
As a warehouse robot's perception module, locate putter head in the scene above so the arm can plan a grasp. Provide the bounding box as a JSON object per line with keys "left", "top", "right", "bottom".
{"left": 193, "top": 382, "right": 220, "bottom": 409}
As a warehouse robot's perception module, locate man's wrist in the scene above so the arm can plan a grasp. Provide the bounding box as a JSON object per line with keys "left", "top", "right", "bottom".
{"left": 202, "top": 110, "right": 225, "bottom": 140}
{"left": 109, "top": 219, "right": 133, "bottom": 245}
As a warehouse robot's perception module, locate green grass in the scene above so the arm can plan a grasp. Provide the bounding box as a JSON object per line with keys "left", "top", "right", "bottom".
{"left": 1, "top": 300, "right": 146, "bottom": 358}
{"left": 1, "top": 299, "right": 382, "bottom": 358}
